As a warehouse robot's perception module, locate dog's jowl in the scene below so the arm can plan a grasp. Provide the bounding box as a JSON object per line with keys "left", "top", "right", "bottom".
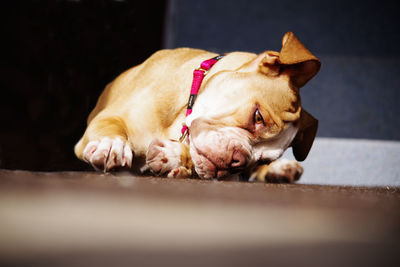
{"left": 75, "top": 32, "right": 320, "bottom": 182}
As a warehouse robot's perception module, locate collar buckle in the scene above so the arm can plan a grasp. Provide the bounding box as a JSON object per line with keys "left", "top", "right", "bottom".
{"left": 179, "top": 127, "right": 189, "bottom": 143}
{"left": 195, "top": 67, "right": 209, "bottom": 76}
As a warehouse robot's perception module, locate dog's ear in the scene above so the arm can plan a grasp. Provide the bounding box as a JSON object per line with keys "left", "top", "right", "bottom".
{"left": 291, "top": 109, "right": 318, "bottom": 161}
{"left": 277, "top": 32, "right": 321, "bottom": 88}
{"left": 242, "top": 32, "right": 321, "bottom": 88}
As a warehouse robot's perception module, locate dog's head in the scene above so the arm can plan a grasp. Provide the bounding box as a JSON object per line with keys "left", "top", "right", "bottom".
{"left": 186, "top": 32, "right": 320, "bottom": 179}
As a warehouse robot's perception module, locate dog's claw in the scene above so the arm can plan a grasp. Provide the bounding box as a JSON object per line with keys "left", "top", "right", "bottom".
{"left": 83, "top": 137, "right": 133, "bottom": 172}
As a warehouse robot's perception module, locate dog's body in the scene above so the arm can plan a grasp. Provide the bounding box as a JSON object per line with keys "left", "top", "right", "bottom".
{"left": 75, "top": 32, "right": 320, "bottom": 182}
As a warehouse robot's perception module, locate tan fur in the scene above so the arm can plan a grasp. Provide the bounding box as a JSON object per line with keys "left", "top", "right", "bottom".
{"left": 75, "top": 32, "right": 320, "bottom": 181}
{"left": 75, "top": 48, "right": 216, "bottom": 158}
{"left": 75, "top": 49, "right": 260, "bottom": 159}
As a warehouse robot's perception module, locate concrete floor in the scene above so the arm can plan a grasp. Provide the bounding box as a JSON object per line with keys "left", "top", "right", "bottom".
{"left": 0, "top": 169, "right": 399, "bottom": 267}
{"left": 284, "top": 138, "right": 400, "bottom": 186}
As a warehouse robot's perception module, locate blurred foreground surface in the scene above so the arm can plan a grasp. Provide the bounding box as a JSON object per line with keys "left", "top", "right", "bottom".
{"left": 0, "top": 169, "right": 399, "bottom": 267}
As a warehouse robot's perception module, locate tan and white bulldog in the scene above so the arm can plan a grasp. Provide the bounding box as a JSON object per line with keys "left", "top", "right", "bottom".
{"left": 75, "top": 32, "right": 320, "bottom": 182}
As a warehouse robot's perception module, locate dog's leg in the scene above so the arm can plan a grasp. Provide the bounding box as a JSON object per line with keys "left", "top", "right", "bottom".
{"left": 75, "top": 116, "right": 133, "bottom": 172}
{"left": 249, "top": 158, "right": 303, "bottom": 183}
{"left": 145, "top": 139, "right": 193, "bottom": 178}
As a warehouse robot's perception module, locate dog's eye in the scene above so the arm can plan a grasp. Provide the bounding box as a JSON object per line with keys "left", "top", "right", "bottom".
{"left": 254, "top": 109, "right": 264, "bottom": 125}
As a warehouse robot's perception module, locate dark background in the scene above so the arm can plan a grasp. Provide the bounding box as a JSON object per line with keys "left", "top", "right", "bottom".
{"left": 1, "top": 0, "right": 399, "bottom": 171}
{"left": 1, "top": 0, "right": 166, "bottom": 170}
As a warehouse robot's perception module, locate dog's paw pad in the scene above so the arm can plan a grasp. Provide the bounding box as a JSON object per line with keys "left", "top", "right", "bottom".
{"left": 266, "top": 159, "right": 303, "bottom": 183}
{"left": 167, "top": 166, "right": 192, "bottom": 178}
{"left": 83, "top": 137, "right": 133, "bottom": 172}
{"left": 250, "top": 159, "right": 303, "bottom": 183}
{"left": 146, "top": 139, "right": 191, "bottom": 177}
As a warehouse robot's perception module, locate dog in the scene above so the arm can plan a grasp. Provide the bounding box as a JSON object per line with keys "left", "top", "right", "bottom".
{"left": 74, "top": 32, "right": 320, "bottom": 182}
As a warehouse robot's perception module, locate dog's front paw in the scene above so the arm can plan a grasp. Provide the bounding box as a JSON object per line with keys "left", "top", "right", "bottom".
{"left": 250, "top": 159, "right": 303, "bottom": 183}
{"left": 145, "top": 139, "right": 193, "bottom": 178}
{"left": 83, "top": 137, "right": 133, "bottom": 172}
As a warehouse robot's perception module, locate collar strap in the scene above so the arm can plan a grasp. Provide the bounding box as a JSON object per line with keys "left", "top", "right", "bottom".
{"left": 180, "top": 55, "right": 224, "bottom": 142}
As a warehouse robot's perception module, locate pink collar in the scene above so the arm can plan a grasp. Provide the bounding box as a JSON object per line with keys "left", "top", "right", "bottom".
{"left": 180, "top": 55, "right": 224, "bottom": 142}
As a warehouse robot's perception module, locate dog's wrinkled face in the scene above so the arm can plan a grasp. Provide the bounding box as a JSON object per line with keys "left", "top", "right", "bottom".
{"left": 187, "top": 71, "right": 301, "bottom": 179}
{"left": 186, "top": 32, "right": 320, "bottom": 179}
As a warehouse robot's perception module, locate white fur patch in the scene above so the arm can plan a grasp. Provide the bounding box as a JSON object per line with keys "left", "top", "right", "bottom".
{"left": 252, "top": 123, "right": 298, "bottom": 162}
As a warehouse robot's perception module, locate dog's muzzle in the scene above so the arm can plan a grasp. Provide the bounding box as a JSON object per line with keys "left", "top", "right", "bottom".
{"left": 189, "top": 120, "right": 252, "bottom": 179}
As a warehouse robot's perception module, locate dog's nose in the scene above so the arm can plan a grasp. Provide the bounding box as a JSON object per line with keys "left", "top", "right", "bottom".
{"left": 230, "top": 150, "right": 247, "bottom": 169}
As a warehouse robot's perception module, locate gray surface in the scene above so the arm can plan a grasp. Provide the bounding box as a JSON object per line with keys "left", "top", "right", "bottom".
{"left": 165, "top": 0, "right": 400, "bottom": 140}
{"left": 284, "top": 138, "right": 400, "bottom": 186}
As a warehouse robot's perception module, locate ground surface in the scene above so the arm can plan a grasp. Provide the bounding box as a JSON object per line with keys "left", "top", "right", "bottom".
{"left": 0, "top": 169, "right": 399, "bottom": 267}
